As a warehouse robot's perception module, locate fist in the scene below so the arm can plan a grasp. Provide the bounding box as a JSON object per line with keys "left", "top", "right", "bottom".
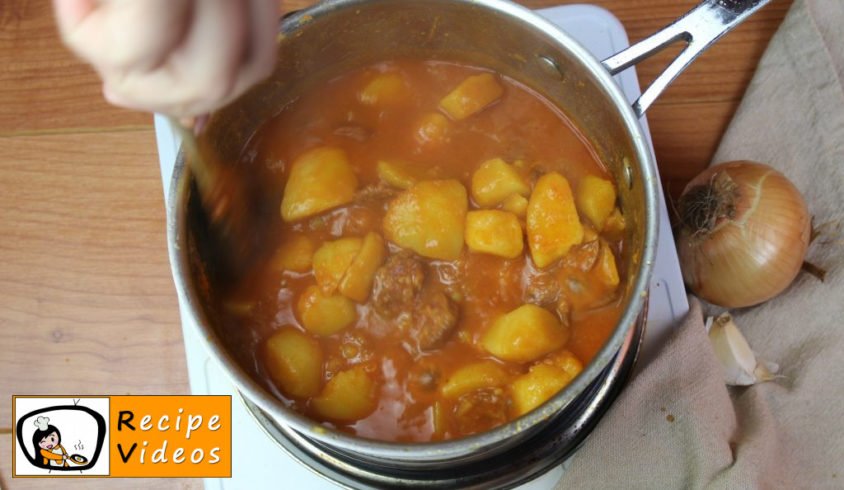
{"left": 53, "top": 0, "right": 280, "bottom": 116}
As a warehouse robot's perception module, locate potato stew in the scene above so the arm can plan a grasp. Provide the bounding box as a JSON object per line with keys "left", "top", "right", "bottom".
{"left": 221, "top": 60, "right": 627, "bottom": 442}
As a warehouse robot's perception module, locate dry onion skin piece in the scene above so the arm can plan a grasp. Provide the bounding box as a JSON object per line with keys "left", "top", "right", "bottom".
{"left": 676, "top": 161, "right": 811, "bottom": 308}
{"left": 707, "top": 313, "right": 779, "bottom": 386}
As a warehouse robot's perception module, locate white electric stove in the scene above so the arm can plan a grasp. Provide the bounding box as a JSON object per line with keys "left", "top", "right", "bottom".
{"left": 154, "top": 5, "right": 689, "bottom": 488}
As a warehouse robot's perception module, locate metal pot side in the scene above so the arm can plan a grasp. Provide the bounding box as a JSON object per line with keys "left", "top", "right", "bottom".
{"left": 167, "top": 0, "right": 657, "bottom": 468}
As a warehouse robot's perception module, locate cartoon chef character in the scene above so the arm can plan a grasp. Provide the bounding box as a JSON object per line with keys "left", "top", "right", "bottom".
{"left": 32, "top": 416, "right": 69, "bottom": 468}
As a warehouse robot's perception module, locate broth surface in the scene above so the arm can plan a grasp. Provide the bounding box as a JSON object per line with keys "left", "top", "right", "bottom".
{"left": 219, "top": 60, "right": 625, "bottom": 442}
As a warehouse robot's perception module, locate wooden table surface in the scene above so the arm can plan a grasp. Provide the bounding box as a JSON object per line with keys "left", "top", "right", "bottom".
{"left": 0, "top": 0, "right": 792, "bottom": 487}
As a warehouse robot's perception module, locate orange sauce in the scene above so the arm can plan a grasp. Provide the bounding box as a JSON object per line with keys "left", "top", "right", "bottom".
{"left": 219, "top": 60, "right": 624, "bottom": 442}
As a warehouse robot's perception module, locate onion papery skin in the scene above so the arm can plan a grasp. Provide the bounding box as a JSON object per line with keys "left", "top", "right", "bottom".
{"left": 676, "top": 161, "right": 811, "bottom": 308}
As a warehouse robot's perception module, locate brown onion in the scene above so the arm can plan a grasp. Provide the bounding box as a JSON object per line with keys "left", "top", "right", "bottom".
{"left": 676, "top": 161, "right": 811, "bottom": 308}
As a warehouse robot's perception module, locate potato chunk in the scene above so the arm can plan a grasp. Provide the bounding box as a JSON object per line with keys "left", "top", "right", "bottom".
{"left": 480, "top": 304, "right": 569, "bottom": 363}
{"left": 527, "top": 172, "right": 584, "bottom": 268}
{"left": 602, "top": 207, "right": 626, "bottom": 240}
{"left": 383, "top": 179, "right": 468, "bottom": 260}
{"left": 377, "top": 160, "right": 424, "bottom": 190}
{"left": 281, "top": 147, "right": 358, "bottom": 222}
{"left": 501, "top": 194, "right": 528, "bottom": 218}
{"left": 441, "top": 361, "right": 509, "bottom": 399}
{"left": 576, "top": 175, "right": 617, "bottom": 229}
{"left": 471, "top": 158, "right": 530, "bottom": 208}
{"left": 312, "top": 366, "right": 378, "bottom": 421}
{"left": 358, "top": 72, "right": 408, "bottom": 106}
{"left": 264, "top": 328, "right": 323, "bottom": 398}
{"left": 511, "top": 362, "right": 580, "bottom": 416}
{"left": 271, "top": 235, "right": 314, "bottom": 273}
{"left": 596, "top": 242, "right": 620, "bottom": 288}
{"left": 465, "top": 210, "right": 524, "bottom": 259}
{"left": 415, "top": 112, "right": 451, "bottom": 146}
{"left": 313, "top": 238, "right": 363, "bottom": 295}
{"left": 338, "top": 232, "right": 387, "bottom": 302}
{"left": 439, "top": 73, "right": 504, "bottom": 120}
{"left": 544, "top": 350, "right": 584, "bottom": 378}
{"left": 297, "top": 285, "right": 357, "bottom": 336}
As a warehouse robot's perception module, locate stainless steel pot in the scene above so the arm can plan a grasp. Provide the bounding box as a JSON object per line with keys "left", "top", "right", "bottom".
{"left": 166, "top": 0, "right": 771, "bottom": 484}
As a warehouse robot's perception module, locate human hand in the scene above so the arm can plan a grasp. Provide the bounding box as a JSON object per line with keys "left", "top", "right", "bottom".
{"left": 53, "top": 0, "right": 279, "bottom": 117}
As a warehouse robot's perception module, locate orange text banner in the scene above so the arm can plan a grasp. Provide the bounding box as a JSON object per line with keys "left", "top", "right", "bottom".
{"left": 109, "top": 395, "right": 231, "bottom": 478}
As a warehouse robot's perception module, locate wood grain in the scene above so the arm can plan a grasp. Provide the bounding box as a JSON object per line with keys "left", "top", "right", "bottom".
{"left": 580, "top": 0, "right": 794, "bottom": 198}
{"left": 0, "top": 130, "right": 187, "bottom": 416}
{"left": 0, "top": 0, "right": 151, "bottom": 135}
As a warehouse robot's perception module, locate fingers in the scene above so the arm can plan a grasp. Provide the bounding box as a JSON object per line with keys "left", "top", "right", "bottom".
{"left": 165, "top": 0, "right": 251, "bottom": 109}
{"left": 55, "top": 0, "right": 280, "bottom": 116}
{"left": 101, "top": 0, "right": 246, "bottom": 115}
{"left": 55, "top": 0, "right": 192, "bottom": 72}
{"left": 96, "top": 0, "right": 279, "bottom": 116}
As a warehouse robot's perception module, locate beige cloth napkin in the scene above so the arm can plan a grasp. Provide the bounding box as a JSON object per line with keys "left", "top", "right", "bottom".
{"left": 556, "top": 0, "right": 844, "bottom": 488}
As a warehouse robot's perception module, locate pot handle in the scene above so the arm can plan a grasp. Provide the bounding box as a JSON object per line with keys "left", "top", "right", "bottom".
{"left": 602, "top": 0, "right": 772, "bottom": 118}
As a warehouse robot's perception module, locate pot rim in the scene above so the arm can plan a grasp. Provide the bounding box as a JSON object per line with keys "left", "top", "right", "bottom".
{"left": 166, "top": 0, "right": 658, "bottom": 462}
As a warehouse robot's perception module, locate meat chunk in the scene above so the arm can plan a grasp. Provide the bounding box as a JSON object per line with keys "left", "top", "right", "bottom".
{"left": 338, "top": 206, "right": 379, "bottom": 236}
{"left": 563, "top": 240, "right": 600, "bottom": 272}
{"left": 356, "top": 183, "right": 399, "bottom": 205}
{"left": 372, "top": 252, "right": 458, "bottom": 350}
{"left": 555, "top": 298, "right": 571, "bottom": 328}
{"left": 371, "top": 252, "right": 425, "bottom": 318}
{"left": 411, "top": 290, "right": 458, "bottom": 350}
{"left": 453, "top": 387, "right": 510, "bottom": 436}
{"left": 525, "top": 274, "right": 571, "bottom": 327}
{"left": 524, "top": 273, "right": 561, "bottom": 307}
